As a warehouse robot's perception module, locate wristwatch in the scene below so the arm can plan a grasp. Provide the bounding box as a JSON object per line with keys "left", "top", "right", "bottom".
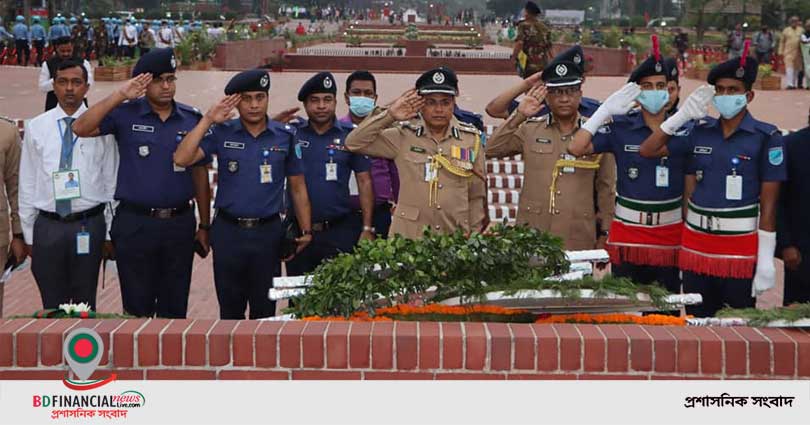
{"left": 198, "top": 223, "right": 211, "bottom": 231}
{"left": 362, "top": 226, "right": 376, "bottom": 233}
{"left": 300, "top": 229, "right": 312, "bottom": 236}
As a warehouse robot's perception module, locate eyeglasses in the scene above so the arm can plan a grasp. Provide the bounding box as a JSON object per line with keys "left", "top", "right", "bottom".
{"left": 547, "top": 86, "right": 581, "bottom": 97}
{"left": 151, "top": 75, "right": 177, "bottom": 85}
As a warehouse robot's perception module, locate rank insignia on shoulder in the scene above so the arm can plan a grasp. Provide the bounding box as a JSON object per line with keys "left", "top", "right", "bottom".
{"left": 536, "top": 138, "right": 551, "bottom": 144}
{"left": 693, "top": 146, "right": 712, "bottom": 155}
{"left": 768, "top": 147, "right": 784, "bottom": 166}
{"left": 227, "top": 160, "right": 239, "bottom": 173}
{"left": 410, "top": 146, "right": 427, "bottom": 153}
{"left": 138, "top": 145, "right": 150, "bottom": 157}
{"left": 673, "top": 128, "right": 691, "bottom": 137}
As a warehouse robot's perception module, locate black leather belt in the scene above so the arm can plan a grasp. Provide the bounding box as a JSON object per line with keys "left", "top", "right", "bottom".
{"left": 217, "top": 209, "right": 280, "bottom": 229}
{"left": 312, "top": 214, "right": 348, "bottom": 232}
{"left": 39, "top": 204, "right": 105, "bottom": 223}
{"left": 119, "top": 201, "right": 192, "bottom": 219}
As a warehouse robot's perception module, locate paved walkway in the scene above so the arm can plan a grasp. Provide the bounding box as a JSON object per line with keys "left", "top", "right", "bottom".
{"left": 0, "top": 64, "right": 795, "bottom": 319}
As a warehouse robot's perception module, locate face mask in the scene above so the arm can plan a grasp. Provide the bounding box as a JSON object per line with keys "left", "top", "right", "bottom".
{"left": 349, "top": 96, "right": 375, "bottom": 117}
{"left": 712, "top": 94, "right": 747, "bottom": 119}
{"left": 637, "top": 90, "right": 670, "bottom": 114}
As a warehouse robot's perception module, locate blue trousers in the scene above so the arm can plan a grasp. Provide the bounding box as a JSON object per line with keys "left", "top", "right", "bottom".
{"left": 210, "top": 216, "right": 283, "bottom": 320}
{"left": 285, "top": 214, "right": 361, "bottom": 276}
{"left": 111, "top": 207, "right": 196, "bottom": 318}
{"left": 682, "top": 271, "right": 754, "bottom": 317}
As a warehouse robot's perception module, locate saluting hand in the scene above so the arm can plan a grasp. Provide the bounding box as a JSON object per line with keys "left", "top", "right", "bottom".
{"left": 523, "top": 71, "right": 543, "bottom": 89}
{"left": 205, "top": 94, "right": 241, "bottom": 124}
{"left": 602, "top": 82, "right": 642, "bottom": 115}
{"left": 388, "top": 88, "right": 425, "bottom": 121}
{"left": 118, "top": 73, "right": 152, "bottom": 100}
{"left": 517, "top": 83, "right": 547, "bottom": 117}
{"left": 271, "top": 107, "right": 301, "bottom": 123}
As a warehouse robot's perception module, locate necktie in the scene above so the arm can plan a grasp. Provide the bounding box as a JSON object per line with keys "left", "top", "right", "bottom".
{"left": 56, "top": 116, "right": 76, "bottom": 217}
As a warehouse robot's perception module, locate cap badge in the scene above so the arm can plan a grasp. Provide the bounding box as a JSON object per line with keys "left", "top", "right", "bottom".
{"left": 170, "top": 55, "right": 177, "bottom": 69}
{"left": 573, "top": 54, "right": 582, "bottom": 64}
{"left": 555, "top": 64, "right": 568, "bottom": 77}
{"left": 735, "top": 67, "right": 745, "bottom": 78}
{"left": 654, "top": 62, "right": 662, "bottom": 72}
{"left": 323, "top": 77, "right": 332, "bottom": 89}
{"left": 671, "top": 67, "right": 677, "bottom": 77}
{"left": 260, "top": 75, "right": 269, "bottom": 88}
{"left": 432, "top": 72, "right": 445, "bottom": 84}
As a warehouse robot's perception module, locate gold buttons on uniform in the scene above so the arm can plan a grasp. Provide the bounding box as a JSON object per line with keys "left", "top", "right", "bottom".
{"left": 554, "top": 210, "right": 560, "bottom": 215}
{"left": 434, "top": 225, "right": 441, "bottom": 230}
{"left": 438, "top": 184, "right": 443, "bottom": 189}
{"left": 400, "top": 212, "right": 406, "bottom": 216}
{"left": 436, "top": 205, "right": 442, "bottom": 210}
{"left": 556, "top": 190, "right": 561, "bottom": 195}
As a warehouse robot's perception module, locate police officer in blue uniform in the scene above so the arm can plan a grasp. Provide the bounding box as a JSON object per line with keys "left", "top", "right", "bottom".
{"left": 777, "top": 106, "right": 810, "bottom": 305}
{"left": 570, "top": 44, "right": 693, "bottom": 294}
{"left": 12, "top": 15, "right": 30, "bottom": 66}
{"left": 641, "top": 47, "right": 788, "bottom": 316}
{"left": 663, "top": 57, "right": 682, "bottom": 115}
{"left": 72, "top": 48, "right": 212, "bottom": 318}
{"left": 30, "top": 16, "right": 46, "bottom": 67}
{"left": 486, "top": 45, "right": 601, "bottom": 120}
{"left": 174, "top": 69, "right": 313, "bottom": 319}
{"left": 286, "top": 72, "right": 374, "bottom": 276}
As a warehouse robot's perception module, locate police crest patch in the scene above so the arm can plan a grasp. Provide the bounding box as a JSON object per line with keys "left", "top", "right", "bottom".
{"left": 768, "top": 147, "right": 784, "bottom": 166}
{"left": 628, "top": 167, "right": 639, "bottom": 180}
{"left": 227, "top": 160, "right": 239, "bottom": 173}
{"left": 432, "top": 72, "right": 445, "bottom": 84}
{"left": 138, "top": 145, "right": 150, "bottom": 157}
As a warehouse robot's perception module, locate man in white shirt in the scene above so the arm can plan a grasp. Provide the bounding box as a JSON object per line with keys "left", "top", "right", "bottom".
{"left": 119, "top": 17, "right": 138, "bottom": 58}
{"left": 20, "top": 59, "right": 118, "bottom": 310}
{"left": 39, "top": 36, "right": 94, "bottom": 111}
{"left": 155, "top": 20, "right": 174, "bottom": 49}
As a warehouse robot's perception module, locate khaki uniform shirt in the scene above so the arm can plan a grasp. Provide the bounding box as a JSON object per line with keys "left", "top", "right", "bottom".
{"left": 486, "top": 111, "right": 616, "bottom": 250}
{"left": 346, "top": 110, "right": 487, "bottom": 239}
{"left": 0, "top": 118, "right": 22, "bottom": 248}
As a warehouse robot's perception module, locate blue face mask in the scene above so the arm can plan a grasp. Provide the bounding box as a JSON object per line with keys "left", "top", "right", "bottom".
{"left": 349, "top": 96, "right": 375, "bottom": 117}
{"left": 712, "top": 94, "right": 748, "bottom": 119}
{"left": 637, "top": 90, "right": 670, "bottom": 114}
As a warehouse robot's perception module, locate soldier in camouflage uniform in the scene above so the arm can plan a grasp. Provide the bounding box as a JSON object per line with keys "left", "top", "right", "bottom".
{"left": 94, "top": 20, "right": 109, "bottom": 64}
{"left": 71, "top": 20, "right": 89, "bottom": 60}
{"left": 512, "top": 1, "right": 552, "bottom": 78}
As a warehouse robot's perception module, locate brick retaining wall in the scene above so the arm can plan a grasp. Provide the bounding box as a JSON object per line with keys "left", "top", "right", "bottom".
{"left": 1, "top": 319, "right": 808, "bottom": 380}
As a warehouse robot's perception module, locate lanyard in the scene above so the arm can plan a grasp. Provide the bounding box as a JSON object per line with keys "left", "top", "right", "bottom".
{"left": 56, "top": 118, "right": 80, "bottom": 168}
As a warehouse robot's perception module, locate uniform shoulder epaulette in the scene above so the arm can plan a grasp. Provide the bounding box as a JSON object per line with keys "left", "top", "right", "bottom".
{"left": 696, "top": 116, "right": 717, "bottom": 127}
{"left": 177, "top": 103, "right": 202, "bottom": 117}
{"left": 456, "top": 121, "right": 480, "bottom": 134}
{"left": 753, "top": 120, "right": 779, "bottom": 136}
{"left": 397, "top": 120, "right": 420, "bottom": 131}
{"left": 270, "top": 120, "right": 297, "bottom": 135}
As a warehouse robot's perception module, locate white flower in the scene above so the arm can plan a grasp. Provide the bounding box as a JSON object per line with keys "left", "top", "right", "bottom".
{"left": 58, "top": 303, "right": 74, "bottom": 314}
{"left": 58, "top": 302, "right": 92, "bottom": 315}
{"left": 74, "top": 302, "right": 92, "bottom": 313}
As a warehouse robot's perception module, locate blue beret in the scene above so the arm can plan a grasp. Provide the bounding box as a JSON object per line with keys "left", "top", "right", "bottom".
{"left": 298, "top": 72, "right": 336, "bottom": 101}
{"left": 132, "top": 48, "right": 177, "bottom": 78}
{"left": 628, "top": 55, "right": 668, "bottom": 83}
{"left": 416, "top": 67, "right": 458, "bottom": 96}
{"left": 225, "top": 69, "right": 270, "bottom": 95}
{"left": 707, "top": 56, "right": 758, "bottom": 87}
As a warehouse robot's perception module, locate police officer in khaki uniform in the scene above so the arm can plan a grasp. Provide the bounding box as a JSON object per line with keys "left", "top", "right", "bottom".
{"left": 0, "top": 117, "right": 26, "bottom": 317}
{"left": 486, "top": 51, "right": 616, "bottom": 250}
{"left": 346, "top": 67, "right": 487, "bottom": 239}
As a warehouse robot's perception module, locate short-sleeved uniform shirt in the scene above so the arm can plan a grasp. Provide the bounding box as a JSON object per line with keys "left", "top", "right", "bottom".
{"left": 99, "top": 97, "right": 211, "bottom": 207}
{"left": 686, "top": 113, "right": 787, "bottom": 208}
{"left": 201, "top": 118, "right": 303, "bottom": 218}
{"left": 293, "top": 118, "right": 371, "bottom": 222}
{"left": 592, "top": 110, "right": 693, "bottom": 201}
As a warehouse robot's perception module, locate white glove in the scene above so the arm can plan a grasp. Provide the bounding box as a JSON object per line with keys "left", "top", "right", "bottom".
{"left": 661, "top": 85, "right": 715, "bottom": 135}
{"left": 582, "top": 83, "right": 641, "bottom": 135}
{"left": 752, "top": 230, "right": 777, "bottom": 297}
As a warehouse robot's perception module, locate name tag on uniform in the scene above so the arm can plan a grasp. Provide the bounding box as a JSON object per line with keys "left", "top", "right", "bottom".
{"left": 173, "top": 163, "right": 186, "bottom": 172}
{"left": 260, "top": 164, "right": 272, "bottom": 184}
{"left": 726, "top": 175, "right": 743, "bottom": 200}
{"left": 694, "top": 146, "right": 713, "bottom": 155}
{"left": 76, "top": 231, "right": 90, "bottom": 255}
{"left": 656, "top": 166, "right": 669, "bottom": 187}
{"left": 536, "top": 138, "right": 551, "bottom": 144}
{"left": 410, "top": 146, "right": 426, "bottom": 153}
{"left": 325, "top": 163, "right": 338, "bottom": 181}
{"left": 132, "top": 124, "right": 154, "bottom": 133}
{"left": 623, "top": 145, "right": 641, "bottom": 152}
{"left": 224, "top": 141, "right": 245, "bottom": 150}
{"left": 52, "top": 169, "right": 81, "bottom": 201}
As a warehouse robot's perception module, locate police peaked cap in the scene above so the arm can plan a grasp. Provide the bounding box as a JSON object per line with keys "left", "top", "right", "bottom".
{"left": 132, "top": 48, "right": 177, "bottom": 78}
{"left": 416, "top": 67, "right": 458, "bottom": 96}
{"left": 708, "top": 55, "right": 759, "bottom": 87}
{"left": 298, "top": 72, "right": 337, "bottom": 101}
{"left": 542, "top": 46, "right": 585, "bottom": 87}
{"left": 225, "top": 69, "right": 271, "bottom": 95}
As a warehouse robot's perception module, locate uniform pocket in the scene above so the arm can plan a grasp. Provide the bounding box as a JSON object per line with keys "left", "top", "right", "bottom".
{"left": 528, "top": 141, "right": 553, "bottom": 154}
{"left": 394, "top": 204, "right": 420, "bottom": 222}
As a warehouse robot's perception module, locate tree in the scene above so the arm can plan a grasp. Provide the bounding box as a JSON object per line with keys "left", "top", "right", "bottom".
{"left": 688, "top": 0, "right": 732, "bottom": 43}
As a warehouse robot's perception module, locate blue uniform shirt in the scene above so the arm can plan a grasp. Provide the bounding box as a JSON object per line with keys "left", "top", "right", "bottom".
{"left": 99, "top": 98, "right": 211, "bottom": 207}
{"left": 592, "top": 109, "right": 693, "bottom": 201}
{"left": 509, "top": 96, "right": 601, "bottom": 118}
{"left": 12, "top": 23, "right": 29, "bottom": 41}
{"left": 294, "top": 118, "right": 371, "bottom": 222}
{"left": 30, "top": 24, "right": 45, "bottom": 41}
{"left": 201, "top": 118, "right": 304, "bottom": 218}
{"left": 686, "top": 112, "right": 787, "bottom": 208}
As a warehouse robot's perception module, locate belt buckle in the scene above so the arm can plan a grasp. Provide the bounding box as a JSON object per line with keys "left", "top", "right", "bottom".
{"left": 644, "top": 212, "right": 653, "bottom": 226}
{"left": 152, "top": 208, "right": 173, "bottom": 219}
{"left": 238, "top": 218, "right": 260, "bottom": 229}
{"left": 707, "top": 215, "right": 721, "bottom": 231}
